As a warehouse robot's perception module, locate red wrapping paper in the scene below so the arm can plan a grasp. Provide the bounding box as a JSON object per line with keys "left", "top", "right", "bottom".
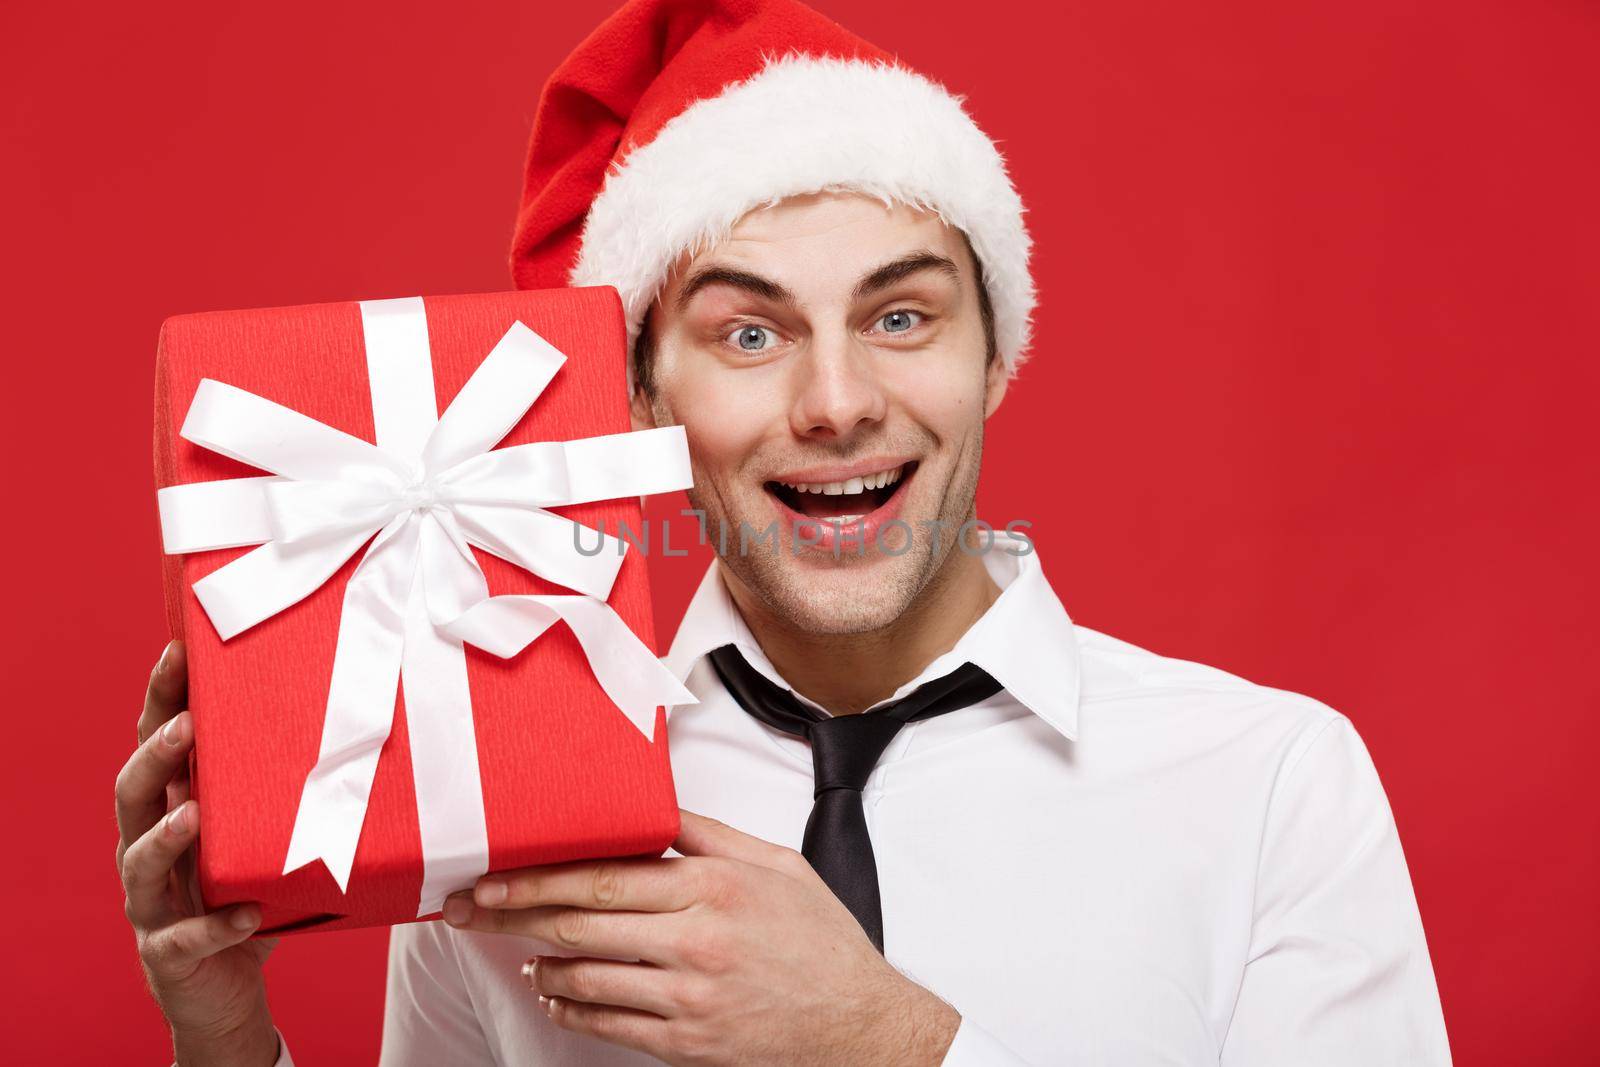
{"left": 152, "top": 287, "right": 678, "bottom": 935}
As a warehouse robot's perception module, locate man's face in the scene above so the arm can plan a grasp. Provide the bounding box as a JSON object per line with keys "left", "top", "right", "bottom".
{"left": 635, "top": 192, "right": 1008, "bottom": 635}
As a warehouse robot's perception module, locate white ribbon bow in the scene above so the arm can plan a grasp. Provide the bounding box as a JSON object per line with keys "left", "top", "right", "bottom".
{"left": 158, "top": 297, "right": 696, "bottom": 915}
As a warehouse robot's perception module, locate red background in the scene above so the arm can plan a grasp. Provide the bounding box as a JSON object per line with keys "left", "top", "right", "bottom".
{"left": 3, "top": 1, "right": 1595, "bottom": 1062}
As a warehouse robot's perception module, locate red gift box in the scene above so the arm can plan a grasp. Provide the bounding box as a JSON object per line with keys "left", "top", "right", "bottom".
{"left": 153, "top": 287, "right": 682, "bottom": 935}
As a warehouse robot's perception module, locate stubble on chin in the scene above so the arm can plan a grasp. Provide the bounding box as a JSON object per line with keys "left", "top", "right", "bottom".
{"left": 744, "top": 536, "right": 933, "bottom": 636}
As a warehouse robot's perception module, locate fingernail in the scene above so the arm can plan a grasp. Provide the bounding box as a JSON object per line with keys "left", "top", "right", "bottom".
{"left": 166, "top": 803, "right": 191, "bottom": 835}
{"left": 475, "top": 879, "right": 508, "bottom": 906}
{"left": 230, "top": 906, "right": 259, "bottom": 931}
{"left": 442, "top": 896, "right": 474, "bottom": 926}
{"left": 161, "top": 715, "right": 185, "bottom": 746}
{"left": 521, "top": 957, "right": 539, "bottom": 987}
{"left": 156, "top": 643, "right": 173, "bottom": 673}
{"left": 541, "top": 995, "right": 554, "bottom": 1013}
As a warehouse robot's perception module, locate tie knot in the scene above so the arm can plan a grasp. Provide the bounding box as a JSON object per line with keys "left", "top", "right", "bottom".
{"left": 807, "top": 714, "right": 906, "bottom": 795}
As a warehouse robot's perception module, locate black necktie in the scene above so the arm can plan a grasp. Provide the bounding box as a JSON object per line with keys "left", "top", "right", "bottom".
{"left": 707, "top": 644, "right": 1003, "bottom": 952}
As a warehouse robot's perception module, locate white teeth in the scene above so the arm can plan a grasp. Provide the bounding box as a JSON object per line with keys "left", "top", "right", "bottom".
{"left": 778, "top": 463, "right": 907, "bottom": 496}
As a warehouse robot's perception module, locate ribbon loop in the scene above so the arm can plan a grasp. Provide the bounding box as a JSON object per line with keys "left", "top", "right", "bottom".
{"left": 561, "top": 426, "right": 696, "bottom": 504}
{"left": 157, "top": 476, "right": 281, "bottom": 553}
{"left": 182, "top": 378, "right": 406, "bottom": 483}
{"left": 452, "top": 502, "right": 628, "bottom": 600}
{"left": 422, "top": 321, "right": 566, "bottom": 475}
{"left": 263, "top": 477, "right": 404, "bottom": 544}
{"left": 442, "top": 594, "right": 693, "bottom": 739}
{"left": 192, "top": 529, "right": 378, "bottom": 641}
{"left": 434, "top": 442, "right": 572, "bottom": 508}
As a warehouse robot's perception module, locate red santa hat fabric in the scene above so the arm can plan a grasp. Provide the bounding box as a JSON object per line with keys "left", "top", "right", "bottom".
{"left": 511, "top": 0, "right": 1035, "bottom": 374}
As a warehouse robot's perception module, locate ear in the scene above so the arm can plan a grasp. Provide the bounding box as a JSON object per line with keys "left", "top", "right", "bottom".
{"left": 982, "top": 354, "right": 1010, "bottom": 420}
{"left": 629, "top": 384, "right": 657, "bottom": 432}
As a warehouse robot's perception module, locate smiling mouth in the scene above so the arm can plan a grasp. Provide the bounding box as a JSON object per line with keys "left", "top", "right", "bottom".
{"left": 764, "top": 462, "right": 917, "bottom": 522}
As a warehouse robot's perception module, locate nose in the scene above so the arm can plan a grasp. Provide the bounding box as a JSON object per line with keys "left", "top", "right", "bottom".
{"left": 788, "top": 335, "right": 888, "bottom": 440}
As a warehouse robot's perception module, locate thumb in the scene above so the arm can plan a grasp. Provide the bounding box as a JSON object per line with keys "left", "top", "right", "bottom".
{"left": 672, "top": 809, "right": 798, "bottom": 873}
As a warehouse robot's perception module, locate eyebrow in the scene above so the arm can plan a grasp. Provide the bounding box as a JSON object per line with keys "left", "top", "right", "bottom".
{"left": 852, "top": 250, "right": 961, "bottom": 302}
{"left": 673, "top": 249, "right": 963, "bottom": 314}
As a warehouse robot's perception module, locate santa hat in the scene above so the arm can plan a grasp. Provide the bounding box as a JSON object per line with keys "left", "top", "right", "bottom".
{"left": 510, "top": 0, "right": 1035, "bottom": 376}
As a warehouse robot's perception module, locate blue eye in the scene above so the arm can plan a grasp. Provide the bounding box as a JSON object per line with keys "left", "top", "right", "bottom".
{"left": 726, "top": 324, "right": 779, "bottom": 352}
{"left": 876, "top": 309, "right": 923, "bottom": 334}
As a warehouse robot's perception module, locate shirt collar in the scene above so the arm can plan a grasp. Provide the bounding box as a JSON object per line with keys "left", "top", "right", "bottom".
{"left": 663, "top": 532, "right": 1080, "bottom": 742}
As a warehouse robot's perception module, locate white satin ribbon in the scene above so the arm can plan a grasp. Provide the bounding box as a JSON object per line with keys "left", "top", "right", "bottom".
{"left": 158, "top": 297, "right": 696, "bottom": 915}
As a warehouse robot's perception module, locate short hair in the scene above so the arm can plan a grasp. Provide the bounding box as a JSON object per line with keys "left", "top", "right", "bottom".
{"left": 632, "top": 228, "right": 999, "bottom": 396}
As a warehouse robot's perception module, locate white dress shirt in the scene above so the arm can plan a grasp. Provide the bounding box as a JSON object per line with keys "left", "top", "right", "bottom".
{"left": 275, "top": 533, "right": 1451, "bottom": 1065}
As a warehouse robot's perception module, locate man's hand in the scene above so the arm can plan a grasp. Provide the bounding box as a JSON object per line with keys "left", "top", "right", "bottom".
{"left": 115, "top": 640, "right": 280, "bottom": 1067}
{"left": 441, "top": 810, "right": 961, "bottom": 1065}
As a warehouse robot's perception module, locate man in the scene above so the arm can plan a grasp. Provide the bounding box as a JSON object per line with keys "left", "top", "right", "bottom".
{"left": 116, "top": 0, "right": 1452, "bottom": 1063}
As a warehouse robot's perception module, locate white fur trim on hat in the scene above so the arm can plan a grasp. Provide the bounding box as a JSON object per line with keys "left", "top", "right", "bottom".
{"left": 569, "top": 52, "right": 1035, "bottom": 376}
